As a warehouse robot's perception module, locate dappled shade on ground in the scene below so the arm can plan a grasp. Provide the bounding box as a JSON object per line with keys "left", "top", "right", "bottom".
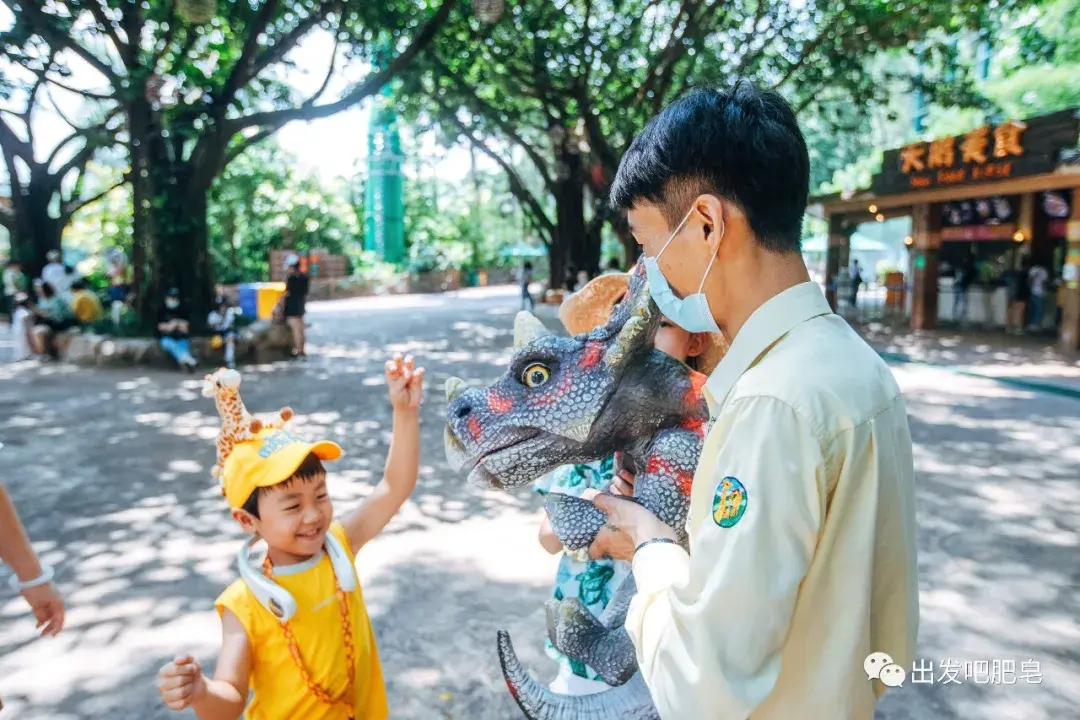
{"left": 0, "top": 287, "right": 1077, "bottom": 719}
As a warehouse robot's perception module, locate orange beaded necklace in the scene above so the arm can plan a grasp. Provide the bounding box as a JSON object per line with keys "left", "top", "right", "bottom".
{"left": 262, "top": 553, "right": 356, "bottom": 710}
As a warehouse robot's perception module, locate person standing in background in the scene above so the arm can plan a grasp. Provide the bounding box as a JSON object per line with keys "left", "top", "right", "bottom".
{"left": 281, "top": 253, "right": 309, "bottom": 358}
{"left": 1026, "top": 261, "right": 1050, "bottom": 331}
{"left": 519, "top": 260, "right": 535, "bottom": 311}
{"left": 2, "top": 259, "right": 29, "bottom": 323}
{"left": 106, "top": 248, "right": 132, "bottom": 327}
{"left": 849, "top": 259, "right": 863, "bottom": 309}
{"left": 40, "top": 250, "right": 69, "bottom": 298}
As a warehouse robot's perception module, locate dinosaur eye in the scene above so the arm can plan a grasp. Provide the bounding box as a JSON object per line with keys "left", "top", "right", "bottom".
{"left": 521, "top": 363, "right": 551, "bottom": 388}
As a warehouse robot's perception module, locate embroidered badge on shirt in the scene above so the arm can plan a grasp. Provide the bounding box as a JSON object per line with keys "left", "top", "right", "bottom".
{"left": 712, "top": 476, "right": 747, "bottom": 528}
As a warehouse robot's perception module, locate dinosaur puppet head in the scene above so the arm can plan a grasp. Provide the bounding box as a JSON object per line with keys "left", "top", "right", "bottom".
{"left": 444, "top": 265, "right": 676, "bottom": 489}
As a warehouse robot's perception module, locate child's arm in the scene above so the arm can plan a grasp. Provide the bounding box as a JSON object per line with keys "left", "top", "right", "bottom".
{"left": 0, "top": 484, "right": 65, "bottom": 636}
{"left": 156, "top": 609, "right": 251, "bottom": 719}
{"left": 538, "top": 516, "right": 563, "bottom": 555}
{"left": 341, "top": 353, "right": 425, "bottom": 551}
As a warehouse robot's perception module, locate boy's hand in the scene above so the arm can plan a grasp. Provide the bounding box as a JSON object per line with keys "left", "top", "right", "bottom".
{"left": 157, "top": 655, "right": 207, "bottom": 710}
{"left": 21, "top": 582, "right": 65, "bottom": 637}
{"left": 386, "top": 353, "right": 425, "bottom": 412}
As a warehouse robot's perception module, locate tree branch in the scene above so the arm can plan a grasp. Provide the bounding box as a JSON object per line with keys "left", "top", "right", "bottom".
{"left": 61, "top": 179, "right": 124, "bottom": 222}
{"left": 150, "top": 3, "right": 180, "bottom": 73}
{"left": 0, "top": 114, "right": 34, "bottom": 163}
{"left": 449, "top": 114, "right": 555, "bottom": 239}
{"left": 45, "top": 128, "right": 88, "bottom": 172}
{"left": 223, "top": 126, "right": 277, "bottom": 169}
{"left": 43, "top": 74, "right": 114, "bottom": 101}
{"left": 225, "top": 0, "right": 459, "bottom": 135}
{"left": 17, "top": 3, "right": 121, "bottom": 84}
{"left": 434, "top": 58, "right": 555, "bottom": 191}
{"left": 214, "top": 0, "right": 284, "bottom": 111}
{"left": 302, "top": 9, "right": 343, "bottom": 108}
{"left": 87, "top": 0, "right": 130, "bottom": 64}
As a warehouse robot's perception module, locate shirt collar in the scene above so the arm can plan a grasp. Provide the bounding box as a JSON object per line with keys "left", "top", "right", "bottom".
{"left": 704, "top": 281, "right": 833, "bottom": 414}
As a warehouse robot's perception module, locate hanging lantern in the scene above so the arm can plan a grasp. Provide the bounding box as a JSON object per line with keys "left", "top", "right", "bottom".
{"left": 176, "top": 0, "right": 217, "bottom": 24}
{"left": 474, "top": 0, "right": 504, "bottom": 24}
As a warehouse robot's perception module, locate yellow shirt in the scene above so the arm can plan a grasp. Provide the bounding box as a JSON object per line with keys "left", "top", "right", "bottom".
{"left": 70, "top": 290, "right": 104, "bottom": 323}
{"left": 216, "top": 522, "right": 389, "bottom": 720}
{"left": 626, "top": 282, "right": 919, "bottom": 719}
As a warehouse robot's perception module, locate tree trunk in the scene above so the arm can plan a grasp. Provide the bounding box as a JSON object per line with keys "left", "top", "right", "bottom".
{"left": 129, "top": 97, "right": 157, "bottom": 326}
{"left": 129, "top": 99, "right": 218, "bottom": 329}
{"left": 9, "top": 174, "right": 64, "bottom": 279}
{"left": 549, "top": 145, "right": 599, "bottom": 290}
{"left": 151, "top": 165, "right": 215, "bottom": 328}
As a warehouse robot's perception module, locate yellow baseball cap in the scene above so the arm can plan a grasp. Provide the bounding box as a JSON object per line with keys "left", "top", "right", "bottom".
{"left": 222, "top": 427, "right": 342, "bottom": 509}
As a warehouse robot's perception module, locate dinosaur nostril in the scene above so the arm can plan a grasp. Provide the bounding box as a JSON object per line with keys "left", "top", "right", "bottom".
{"left": 454, "top": 403, "right": 472, "bottom": 419}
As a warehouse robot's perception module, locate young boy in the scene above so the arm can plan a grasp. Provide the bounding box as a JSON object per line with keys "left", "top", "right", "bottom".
{"left": 208, "top": 293, "right": 242, "bottom": 369}
{"left": 156, "top": 353, "right": 425, "bottom": 719}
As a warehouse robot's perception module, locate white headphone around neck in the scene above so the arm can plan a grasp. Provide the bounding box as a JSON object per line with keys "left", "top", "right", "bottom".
{"left": 236, "top": 533, "right": 357, "bottom": 622}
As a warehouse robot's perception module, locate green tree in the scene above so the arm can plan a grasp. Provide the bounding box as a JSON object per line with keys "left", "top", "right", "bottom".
{"left": 208, "top": 140, "right": 359, "bottom": 284}
{"left": 0, "top": 45, "right": 122, "bottom": 275}
{"left": 4, "top": 0, "right": 458, "bottom": 323}
{"left": 400, "top": 0, "right": 1017, "bottom": 284}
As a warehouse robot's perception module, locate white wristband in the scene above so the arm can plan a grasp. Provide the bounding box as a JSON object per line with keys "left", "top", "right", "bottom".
{"left": 8, "top": 564, "right": 54, "bottom": 591}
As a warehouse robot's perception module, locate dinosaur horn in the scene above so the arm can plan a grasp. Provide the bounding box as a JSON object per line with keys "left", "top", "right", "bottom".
{"left": 514, "top": 311, "right": 549, "bottom": 349}
{"left": 497, "top": 630, "right": 659, "bottom": 720}
{"left": 445, "top": 376, "right": 466, "bottom": 403}
{"left": 603, "top": 270, "right": 657, "bottom": 369}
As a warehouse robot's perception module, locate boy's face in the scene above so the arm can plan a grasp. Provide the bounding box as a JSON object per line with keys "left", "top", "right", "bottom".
{"left": 233, "top": 473, "right": 334, "bottom": 561}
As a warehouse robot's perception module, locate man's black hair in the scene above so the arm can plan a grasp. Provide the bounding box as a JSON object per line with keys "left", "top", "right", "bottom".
{"left": 240, "top": 453, "right": 326, "bottom": 519}
{"left": 71, "top": 278, "right": 88, "bottom": 292}
{"left": 609, "top": 80, "right": 810, "bottom": 254}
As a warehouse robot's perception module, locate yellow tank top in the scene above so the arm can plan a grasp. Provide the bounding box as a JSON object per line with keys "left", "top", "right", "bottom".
{"left": 215, "top": 522, "right": 389, "bottom": 720}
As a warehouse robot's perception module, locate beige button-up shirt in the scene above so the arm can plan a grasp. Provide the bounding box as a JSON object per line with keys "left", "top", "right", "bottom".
{"left": 626, "top": 282, "right": 919, "bottom": 719}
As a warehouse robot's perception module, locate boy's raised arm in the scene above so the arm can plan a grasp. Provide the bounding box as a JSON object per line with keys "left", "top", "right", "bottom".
{"left": 342, "top": 354, "right": 424, "bottom": 551}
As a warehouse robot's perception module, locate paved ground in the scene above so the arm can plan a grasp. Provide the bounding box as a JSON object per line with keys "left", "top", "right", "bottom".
{"left": 855, "top": 321, "right": 1080, "bottom": 394}
{"left": 1, "top": 286, "right": 1078, "bottom": 720}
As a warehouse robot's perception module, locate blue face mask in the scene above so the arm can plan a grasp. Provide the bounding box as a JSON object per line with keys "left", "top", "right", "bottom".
{"left": 642, "top": 206, "right": 723, "bottom": 334}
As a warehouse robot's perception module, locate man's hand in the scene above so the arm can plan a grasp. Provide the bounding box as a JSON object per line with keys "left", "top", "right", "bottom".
{"left": 588, "top": 494, "right": 677, "bottom": 562}
{"left": 21, "top": 582, "right": 64, "bottom": 637}
{"left": 386, "top": 353, "right": 425, "bottom": 412}
{"left": 156, "top": 655, "right": 207, "bottom": 711}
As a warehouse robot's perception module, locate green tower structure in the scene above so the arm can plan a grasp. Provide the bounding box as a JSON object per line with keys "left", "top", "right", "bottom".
{"left": 364, "top": 75, "right": 405, "bottom": 264}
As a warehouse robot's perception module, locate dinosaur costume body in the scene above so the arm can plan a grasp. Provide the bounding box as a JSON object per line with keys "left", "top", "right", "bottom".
{"left": 444, "top": 264, "right": 707, "bottom": 719}
{"left": 202, "top": 368, "right": 292, "bottom": 480}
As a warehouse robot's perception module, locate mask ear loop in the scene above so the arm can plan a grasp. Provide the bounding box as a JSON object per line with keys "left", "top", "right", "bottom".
{"left": 654, "top": 205, "right": 697, "bottom": 262}
{"left": 696, "top": 217, "right": 725, "bottom": 294}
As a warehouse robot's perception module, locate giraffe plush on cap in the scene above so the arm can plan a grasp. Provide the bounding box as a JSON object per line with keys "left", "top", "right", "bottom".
{"left": 202, "top": 368, "right": 293, "bottom": 480}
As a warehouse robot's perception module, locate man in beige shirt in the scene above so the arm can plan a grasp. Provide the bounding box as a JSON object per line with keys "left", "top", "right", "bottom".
{"left": 590, "top": 81, "right": 919, "bottom": 718}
